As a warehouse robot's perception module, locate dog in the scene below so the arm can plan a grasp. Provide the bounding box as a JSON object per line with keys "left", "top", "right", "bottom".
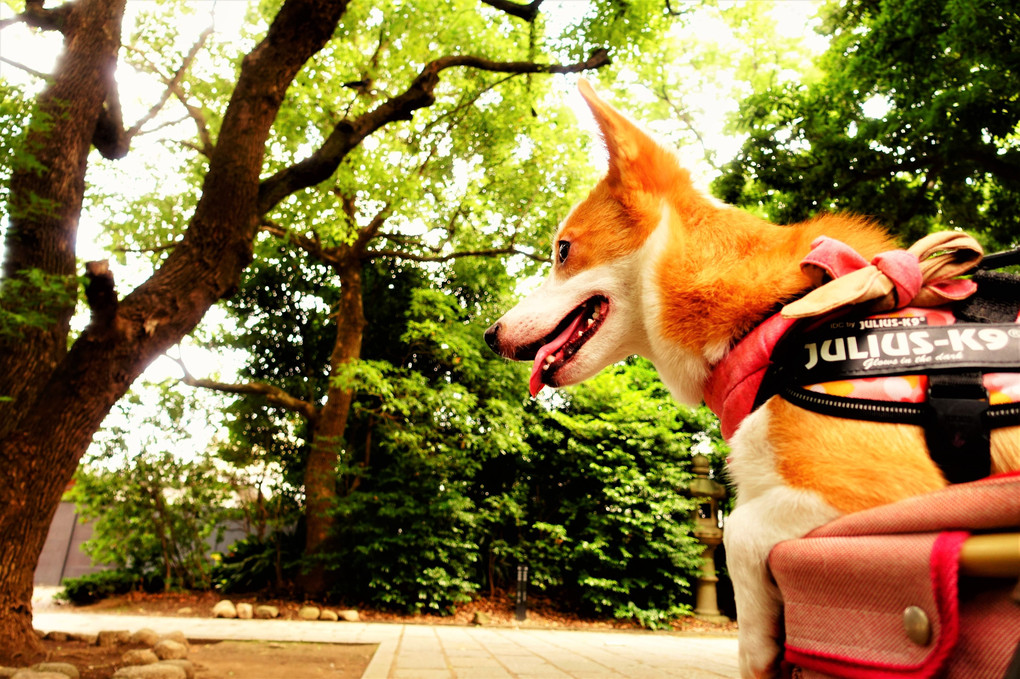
{"left": 484, "top": 80, "right": 1020, "bottom": 677}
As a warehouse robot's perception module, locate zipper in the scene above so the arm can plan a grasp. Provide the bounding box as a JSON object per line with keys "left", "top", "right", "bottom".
{"left": 987, "top": 402, "right": 1020, "bottom": 426}
{"left": 781, "top": 385, "right": 1020, "bottom": 428}
{"left": 780, "top": 386, "right": 927, "bottom": 424}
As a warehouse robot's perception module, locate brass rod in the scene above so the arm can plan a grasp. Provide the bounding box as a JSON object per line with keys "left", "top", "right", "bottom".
{"left": 959, "top": 534, "right": 1020, "bottom": 578}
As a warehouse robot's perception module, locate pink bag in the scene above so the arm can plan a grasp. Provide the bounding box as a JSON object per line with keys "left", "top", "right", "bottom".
{"left": 769, "top": 472, "right": 1020, "bottom": 678}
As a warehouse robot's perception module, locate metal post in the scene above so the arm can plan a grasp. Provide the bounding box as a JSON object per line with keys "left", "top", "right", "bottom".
{"left": 515, "top": 564, "right": 528, "bottom": 621}
{"left": 58, "top": 505, "right": 78, "bottom": 584}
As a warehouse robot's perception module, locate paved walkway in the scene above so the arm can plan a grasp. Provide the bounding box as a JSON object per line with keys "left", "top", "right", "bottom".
{"left": 33, "top": 610, "right": 739, "bottom": 678}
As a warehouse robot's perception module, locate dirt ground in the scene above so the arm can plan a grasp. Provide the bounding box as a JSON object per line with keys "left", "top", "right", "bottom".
{"left": 192, "top": 640, "right": 376, "bottom": 679}
{"left": 35, "top": 637, "right": 375, "bottom": 679}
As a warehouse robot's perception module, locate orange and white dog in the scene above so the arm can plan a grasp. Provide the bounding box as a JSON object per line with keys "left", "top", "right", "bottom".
{"left": 485, "top": 81, "right": 1020, "bottom": 677}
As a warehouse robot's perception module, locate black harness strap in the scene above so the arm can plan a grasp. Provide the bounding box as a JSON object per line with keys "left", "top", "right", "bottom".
{"left": 924, "top": 371, "right": 991, "bottom": 484}
{"left": 755, "top": 252, "right": 1020, "bottom": 486}
{"left": 976, "top": 246, "right": 1020, "bottom": 270}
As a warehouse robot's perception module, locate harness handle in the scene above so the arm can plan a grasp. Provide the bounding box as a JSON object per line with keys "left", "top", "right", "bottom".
{"left": 978, "top": 247, "right": 1020, "bottom": 271}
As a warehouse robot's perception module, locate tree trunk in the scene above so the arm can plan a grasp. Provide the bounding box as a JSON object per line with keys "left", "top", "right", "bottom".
{"left": 0, "top": 0, "right": 126, "bottom": 660}
{"left": 0, "top": 0, "right": 350, "bottom": 662}
{"left": 299, "top": 257, "right": 365, "bottom": 598}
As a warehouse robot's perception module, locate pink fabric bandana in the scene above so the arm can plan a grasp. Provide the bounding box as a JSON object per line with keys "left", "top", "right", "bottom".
{"left": 704, "top": 235, "right": 987, "bottom": 440}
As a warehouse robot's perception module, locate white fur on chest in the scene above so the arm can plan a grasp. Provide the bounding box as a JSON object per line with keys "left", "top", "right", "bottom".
{"left": 723, "top": 403, "right": 844, "bottom": 677}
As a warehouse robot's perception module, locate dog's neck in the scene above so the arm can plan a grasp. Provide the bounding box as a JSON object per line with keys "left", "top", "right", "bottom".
{"left": 644, "top": 206, "right": 895, "bottom": 403}
{"left": 728, "top": 214, "right": 896, "bottom": 332}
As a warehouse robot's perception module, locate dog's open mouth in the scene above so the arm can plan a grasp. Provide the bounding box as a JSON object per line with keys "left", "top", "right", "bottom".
{"left": 527, "top": 295, "right": 609, "bottom": 397}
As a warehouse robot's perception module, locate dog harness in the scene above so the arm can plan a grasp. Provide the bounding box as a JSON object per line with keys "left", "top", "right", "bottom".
{"left": 704, "top": 235, "right": 1020, "bottom": 485}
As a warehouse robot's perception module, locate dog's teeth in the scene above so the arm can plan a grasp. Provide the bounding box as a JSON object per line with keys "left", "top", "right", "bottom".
{"left": 592, "top": 310, "right": 600, "bottom": 321}
{"left": 587, "top": 318, "right": 594, "bottom": 327}
{"left": 545, "top": 356, "right": 554, "bottom": 366}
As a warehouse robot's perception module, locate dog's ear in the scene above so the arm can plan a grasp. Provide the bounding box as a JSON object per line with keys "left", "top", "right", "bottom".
{"left": 578, "top": 79, "right": 689, "bottom": 200}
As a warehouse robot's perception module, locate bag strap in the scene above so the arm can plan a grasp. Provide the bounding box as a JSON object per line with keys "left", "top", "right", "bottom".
{"left": 977, "top": 246, "right": 1020, "bottom": 271}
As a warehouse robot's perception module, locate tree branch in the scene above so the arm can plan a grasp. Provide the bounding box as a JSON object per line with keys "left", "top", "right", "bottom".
{"left": 664, "top": 0, "right": 695, "bottom": 16}
{"left": 656, "top": 85, "right": 719, "bottom": 170}
{"left": 93, "top": 14, "right": 209, "bottom": 159}
{"left": 83, "top": 260, "right": 119, "bottom": 337}
{"left": 175, "top": 357, "right": 320, "bottom": 423}
{"left": 375, "top": 232, "right": 421, "bottom": 247}
{"left": 107, "top": 29, "right": 214, "bottom": 159}
{"left": 124, "top": 26, "right": 214, "bottom": 143}
{"left": 92, "top": 70, "right": 129, "bottom": 160}
{"left": 169, "top": 83, "right": 214, "bottom": 156}
{"left": 480, "top": 0, "right": 544, "bottom": 22}
{"left": 417, "top": 73, "right": 511, "bottom": 141}
{"left": 260, "top": 221, "right": 338, "bottom": 265}
{"left": 177, "top": 135, "right": 212, "bottom": 158}
{"left": 132, "top": 114, "right": 190, "bottom": 138}
{"left": 367, "top": 245, "right": 548, "bottom": 263}
{"left": 0, "top": 55, "right": 52, "bottom": 81}
{"left": 257, "top": 48, "right": 611, "bottom": 215}
{"left": 113, "top": 240, "right": 181, "bottom": 255}
{"left": 353, "top": 202, "right": 394, "bottom": 252}
{"left": 2, "top": 0, "right": 73, "bottom": 33}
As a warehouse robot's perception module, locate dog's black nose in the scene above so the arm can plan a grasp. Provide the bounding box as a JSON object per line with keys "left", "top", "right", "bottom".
{"left": 484, "top": 323, "right": 500, "bottom": 352}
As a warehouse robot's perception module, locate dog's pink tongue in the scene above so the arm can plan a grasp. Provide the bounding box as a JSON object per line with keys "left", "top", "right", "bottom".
{"left": 529, "top": 313, "right": 584, "bottom": 397}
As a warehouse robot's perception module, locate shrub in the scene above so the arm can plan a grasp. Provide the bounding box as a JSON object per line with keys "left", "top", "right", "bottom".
{"left": 476, "top": 359, "right": 724, "bottom": 628}
{"left": 67, "top": 448, "right": 238, "bottom": 591}
{"left": 211, "top": 531, "right": 302, "bottom": 594}
{"left": 57, "top": 569, "right": 139, "bottom": 605}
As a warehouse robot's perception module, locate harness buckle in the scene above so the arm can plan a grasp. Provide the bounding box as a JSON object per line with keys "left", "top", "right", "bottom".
{"left": 924, "top": 372, "right": 991, "bottom": 484}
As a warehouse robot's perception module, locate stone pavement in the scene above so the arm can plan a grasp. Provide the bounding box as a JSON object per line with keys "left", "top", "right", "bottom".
{"left": 33, "top": 610, "right": 739, "bottom": 678}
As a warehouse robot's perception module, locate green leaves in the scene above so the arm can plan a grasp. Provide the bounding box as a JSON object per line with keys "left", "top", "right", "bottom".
{"left": 68, "top": 449, "right": 237, "bottom": 591}
{"left": 72, "top": 384, "right": 242, "bottom": 591}
{"left": 57, "top": 570, "right": 141, "bottom": 605}
{"left": 483, "top": 359, "right": 724, "bottom": 627}
{"left": 0, "top": 268, "right": 78, "bottom": 340}
{"left": 717, "top": 0, "right": 1020, "bottom": 250}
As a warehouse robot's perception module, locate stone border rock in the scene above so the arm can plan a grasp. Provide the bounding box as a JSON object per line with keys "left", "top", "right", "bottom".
{"left": 3, "top": 628, "right": 195, "bottom": 679}
{"left": 212, "top": 599, "right": 360, "bottom": 622}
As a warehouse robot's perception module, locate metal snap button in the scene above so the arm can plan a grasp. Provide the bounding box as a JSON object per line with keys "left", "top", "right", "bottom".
{"left": 903, "top": 606, "right": 932, "bottom": 646}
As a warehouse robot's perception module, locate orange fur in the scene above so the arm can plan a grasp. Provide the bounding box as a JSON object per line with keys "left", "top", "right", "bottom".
{"left": 555, "top": 82, "right": 711, "bottom": 274}
{"left": 555, "top": 182, "right": 653, "bottom": 274}
{"left": 571, "top": 81, "right": 898, "bottom": 353}
{"left": 654, "top": 212, "right": 897, "bottom": 355}
{"left": 991, "top": 425, "right": 1020, "bottom": 473}
{"left": 767, "top": 399, "right": 947, "bottom": 514}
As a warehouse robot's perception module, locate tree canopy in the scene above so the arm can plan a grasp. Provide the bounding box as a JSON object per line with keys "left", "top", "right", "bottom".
{"left": 0, "top": 0, "right": 696, "bottom": 660}
{"left": 715, "top": 0, "right": 1020, "bottom": 250}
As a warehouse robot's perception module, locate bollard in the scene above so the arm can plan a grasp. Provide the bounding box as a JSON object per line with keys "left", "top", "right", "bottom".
{"left": 515, "top": 564, "right": 528, "bottom": 621}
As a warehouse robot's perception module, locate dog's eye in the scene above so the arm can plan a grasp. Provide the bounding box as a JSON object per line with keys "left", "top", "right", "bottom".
{"left": 557, "top": 240, "right": 571, "bottom": 264}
